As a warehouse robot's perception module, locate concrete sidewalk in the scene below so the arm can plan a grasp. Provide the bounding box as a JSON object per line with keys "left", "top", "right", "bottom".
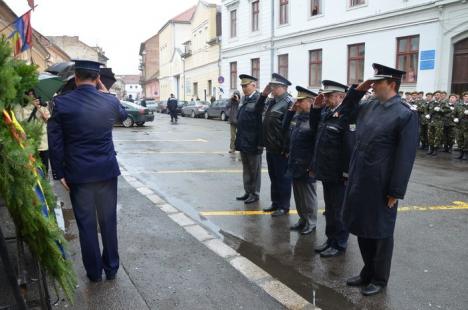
{"left": 52, "top": 173, "right": 314, "bottom": 310}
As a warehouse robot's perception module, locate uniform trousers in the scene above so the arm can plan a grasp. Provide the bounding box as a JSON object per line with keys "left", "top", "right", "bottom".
{"left": 266, "top": 151, "right": 292, "bottom": 210}
{"left": 69, "top": 177, "right": 119, "bottom": 280}
{"left": 323, "top": 181, "right": 349, "bottom": 250}
{"left": 240, "top": 152, "right": 262, "bottom": 195}
{"left": 292, "top": 178, "right": 317, "bottom": 226}
{"left": 358, "top": 236, "right": 394, "bottom": 287}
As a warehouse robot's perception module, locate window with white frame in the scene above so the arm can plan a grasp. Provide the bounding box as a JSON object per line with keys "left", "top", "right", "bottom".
{"left": 311, "top": 0, "right": 322, "bottom": 16}
{"left": 349, "top": 0, "right": 365, "bottom": 7}
{"left": 252, "top": 0, "right": 259, "bottom": 32}
{"left": 230, "top": 9, "right": 237, "bottom": 38}
{"left": 279, "top": 0, "right": 288, "bottom": 25}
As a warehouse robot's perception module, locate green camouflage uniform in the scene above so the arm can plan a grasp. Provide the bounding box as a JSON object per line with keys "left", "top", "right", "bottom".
{"left": 427, "top": 100, "right": 446, "bottom": 148}
{"left": 442, "top": 100, "right": 456, "bottom": 150}
{"left": 416, "top": 99, "right": 429, "bottom": 148}
{"left": 454, "top": 102, "right": 468, "bottom": 152}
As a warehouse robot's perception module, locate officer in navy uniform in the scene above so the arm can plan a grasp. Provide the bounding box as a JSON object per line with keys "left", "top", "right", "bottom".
{"left": 48, "top": 60, "right": 127, "bottom": 282}
{"left": 235, "top": 74, "right": 263, "bottom": 204}
{"left": 256, "top": 73, "right": 293, "bottom": 217}
{"left": 167, "top": 93, "right": 178, "bottom": 123}
{"left": 284, "top": 86, "right": 319, "bottom": 234}
{"left": 342, "top": 63, "right": 419, "bottom": 296}
{"left": 309, "top": 80, "right": 351, "bottom": 258}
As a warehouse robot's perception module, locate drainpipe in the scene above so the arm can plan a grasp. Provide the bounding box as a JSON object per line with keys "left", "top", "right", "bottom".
{"left": 270, "top": 0, "right": 275, "bottom": 76}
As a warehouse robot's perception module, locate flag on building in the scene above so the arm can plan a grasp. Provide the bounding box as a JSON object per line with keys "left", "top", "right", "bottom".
{"left": 9, "top": 11, "right": 33, "bottom": 56}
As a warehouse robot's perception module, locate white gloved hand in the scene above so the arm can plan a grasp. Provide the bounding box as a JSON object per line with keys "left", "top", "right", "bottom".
{"left": 454, "top": 118, "right": 459, "bottom": 123}
{"left": 450, "top": 107, "right": 455, "bottom": 111}
{"left": 434, "top": 107, "right": 441, "bottom": 112}
{"left": 425, "top": 114, "right": 431, "bottom": 119}
{"left": 465, "top": 110, "right": 468, "bottom": 115}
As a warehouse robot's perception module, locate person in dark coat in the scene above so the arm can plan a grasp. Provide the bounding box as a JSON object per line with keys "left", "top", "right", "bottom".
{"left": 256, "top": 73, "right": 293, "bottom": 217}
{"left": 167, "top": 94, "right": 178, "bottom": 123}
{"left": 48, "top": 60, "right": 127, "bottom": 282}
{"left": 235, "top": 75, "right": 262, "bottom": 204}
{"left": 342, "top": 63, "right": 419, "bottom": 296}
{"left": 309, "top": 80, "right": 351, "bottom": 258}
{"left": 284, "top": 86, "right": 319, "bottom": 235}
{"left": 226, "top": 90, "right": 241, "bottom": 153}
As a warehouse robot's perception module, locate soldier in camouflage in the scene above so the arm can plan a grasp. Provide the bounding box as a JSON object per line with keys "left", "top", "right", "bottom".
{"left": 427, "top": 91, "right": 446, "bottom": 156}
{"left": 416, "top": 92, "right": 429, "bottom": 150}
{"left": 454, "top": 91, "right": 468, "bottom": 160}
{"left": 443, "top": 94, "right": 458, "bottom": 152}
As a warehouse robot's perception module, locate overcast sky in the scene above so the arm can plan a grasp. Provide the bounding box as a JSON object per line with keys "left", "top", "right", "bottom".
{"left": 5, "top": 0, "right": 220, "bottom": 74}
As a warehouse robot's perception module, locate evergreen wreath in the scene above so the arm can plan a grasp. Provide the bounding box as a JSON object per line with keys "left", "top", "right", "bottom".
{"left": 0, "top": 37, "right": 76, "bottom": 302}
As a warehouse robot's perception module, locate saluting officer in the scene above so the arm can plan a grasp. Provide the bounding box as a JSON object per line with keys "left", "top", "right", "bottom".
{"left": 342, "top": 63, "right": 419, "bottom": 296}
{"left": 309, "top": 80, "right": 351, "bottom": 258}
{"left": 48, "top": 60, "right": 127, "bottom": 282}
{"left": 235, "top": 74, "right": 263, "bottom": 204}
{"left": 256, "top": 73, "right": 293, "bottom": 217}
{"left": 284, "top": 86, "right": 319, "bottom": 235}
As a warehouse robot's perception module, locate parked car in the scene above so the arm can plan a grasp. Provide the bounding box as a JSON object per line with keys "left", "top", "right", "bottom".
{"left": 156, "top": 100, "right": 168, "bottom": 113}
{"left": 119, "top": 100, "right": 155, "bottom": 127}
{"left": 138, "top": 99, "right": 158, "bottom": 112}
{"left": 204, "top": 99, "right": 229, "bottom": 121}
{"left": 181, "top": 101, "right": 209, "bottom": 118}
{"left": 177, "top": 100, "right": 188, "bottom": 115}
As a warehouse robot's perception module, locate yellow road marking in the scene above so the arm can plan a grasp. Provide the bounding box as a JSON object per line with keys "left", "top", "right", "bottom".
{"left": 114, "top": 138, "right": 208, "bottom": 143}
{"left": 199, "top": 201, "right": 468, "bottom": 216}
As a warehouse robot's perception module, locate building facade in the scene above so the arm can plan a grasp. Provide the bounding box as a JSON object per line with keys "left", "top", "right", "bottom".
{"left": 139, "top": 33, "right": 160, "bottom": 100}
{"left": 116, "top": 75, "right": 142, "bottom": 101}
{"left": 182, "top": 1, "right": 222, "bottom": 101}
{"left": 221, "top": 0, "right": 468, "bottom": 96}
{"left": 158, "top": 6, "right": 196, "bottom": 100}
{"left": 47, "top": 36, "right": 109, "bottom": 66}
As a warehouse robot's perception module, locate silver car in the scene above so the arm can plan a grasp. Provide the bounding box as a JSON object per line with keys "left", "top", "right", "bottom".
{"left": 181, "top": 101, "right": 209, "bottom": 118}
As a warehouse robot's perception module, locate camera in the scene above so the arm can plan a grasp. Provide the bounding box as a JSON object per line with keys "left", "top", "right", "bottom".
{"left": 37, "top": 96, "right": 48, "bottom": 107}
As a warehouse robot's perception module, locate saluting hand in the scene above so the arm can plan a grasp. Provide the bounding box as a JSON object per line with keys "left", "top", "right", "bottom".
{"left": 387, "top": 196, "right": 398, "bottom": 208}
{"left": 262, "top": 84, "right": 272, "bottom": 97}
{"left": 313, "top": 94, "right": 325, "bottom": 109}
{"left": 356, "top": 80, "right": 373, "bottom": 92}
{"left": 97, "top": 78, "right": 109, "bottom": 93}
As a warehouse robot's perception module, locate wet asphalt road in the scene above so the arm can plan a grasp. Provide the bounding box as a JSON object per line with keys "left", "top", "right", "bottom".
{"left": 114, "top": 113, "right": 468, "bottom": 310}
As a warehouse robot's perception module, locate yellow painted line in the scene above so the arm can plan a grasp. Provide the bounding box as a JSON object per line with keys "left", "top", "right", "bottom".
{"left": 200, "top": 201, "right": 468, "bottom": 216}
{"left": 153, "top": 169, "right": 269, "bottom": 174}
{"left": 114, "top": 138, "right": 208, "bottom": 143}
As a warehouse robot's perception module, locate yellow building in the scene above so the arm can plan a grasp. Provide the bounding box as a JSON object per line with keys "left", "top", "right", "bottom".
{"left": 158, "top": 6, "right": 195, "bottom": 101}
{"left": 182, "top": 1, "right": 221, "bottom": 101}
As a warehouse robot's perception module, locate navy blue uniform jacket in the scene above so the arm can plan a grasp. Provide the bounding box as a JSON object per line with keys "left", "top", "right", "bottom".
{"left": 342, "top": 87, "right": 419, "bottom": 238}
{"left": 48, "top": 85, "right": 127, "bottom": 184}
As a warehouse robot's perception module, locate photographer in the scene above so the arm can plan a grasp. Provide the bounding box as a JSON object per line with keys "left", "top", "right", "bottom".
{"left": 14, "top": 90, "right": 50, "bottom": 173}
{"left": 226, "top": 90, "right": 241, "bottom": 153}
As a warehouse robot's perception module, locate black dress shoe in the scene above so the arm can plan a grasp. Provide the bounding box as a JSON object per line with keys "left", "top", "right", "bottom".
{"left": 244, "top": 194, "right": 259, "bottom": 204}
{"left": 290, "top": 220, "right": 306, "bottom": 231}
{"left": 106, "top": 273, "right": 117, "bottom": 281}
{"left": 236, "top": 193, "right": 249, "bottom": 201}
{"left": 346, "top": 275, "right": 369, "bottom": 287}
{"left": 87, "top": 276, "right": 102, "bottom": 283}
{"left": 300, "top": 224, "right": 316, "bottom": 235}
{"left": 320, "top": 247, "right": 344, "bottom": 258}
{"left": 271, "top": 209, "right": 289, "bottom": 217}
{"left": 263, "top": 205, "right": 278, "bottom": 212}
{"left": 314, "top": 241, "right": 330, "bottom": 253}
{"left": 361, "top": 283, "right": 384, "bottom": 296}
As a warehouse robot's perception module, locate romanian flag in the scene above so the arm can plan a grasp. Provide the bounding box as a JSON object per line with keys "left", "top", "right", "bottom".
{"left": 9, "top": 11, "right": 33, "bottom": 56}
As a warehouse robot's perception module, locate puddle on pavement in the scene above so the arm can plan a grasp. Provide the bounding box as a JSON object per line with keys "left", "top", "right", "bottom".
{"left": 221, "top": 231, "right": 358, "bottom": 310}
